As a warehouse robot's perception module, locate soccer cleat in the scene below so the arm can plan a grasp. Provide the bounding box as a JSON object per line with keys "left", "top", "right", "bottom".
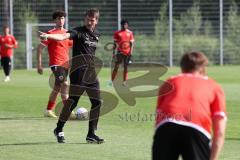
{"left": 44, "top": 110, "right": 57, "bottom": 118}
{"left": 54, "top": 129, "right": 65, "bottom": 143}
{"left": 86, "top": 134, "right": 104, "bottom": 144}
{"left": 3, "top": 76, "right": 10, "bottom": 82}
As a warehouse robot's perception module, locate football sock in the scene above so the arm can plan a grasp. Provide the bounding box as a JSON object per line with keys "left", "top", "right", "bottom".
{"left": 47, "top": 101, "right": 55, "bottom": 110}
{"left": 56, "top": 120, "right": 65, "bottom": 133}
{"left": 3, "top": 64, "right": 11, "bottom": 76}
{"left": 123, "top": 70, "right": 128, "bottom": 81}
{"left": 88, "top": 122, "right": 95, "bottom": 136}
{"left": 87, "top": 129, "right": 95, "bottom": 136}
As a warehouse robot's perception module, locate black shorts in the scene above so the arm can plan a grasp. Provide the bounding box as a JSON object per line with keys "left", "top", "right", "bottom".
{"left": 152, "top": 122, "right": 210, "bottom": 160}
{"left": 69, "top": 67, "right": 100, "bottom": 98}
{"left": 50, "top": 66, "right": 68, "bottom": 85}
{"left": 115, "top": 52, "right": 130, "bottom": 66}
{"left": 1, "top": 57, "right": 11, "bottom": 67}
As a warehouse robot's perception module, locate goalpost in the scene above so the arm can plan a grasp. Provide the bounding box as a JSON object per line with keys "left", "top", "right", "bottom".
{"left": 26, "top": 23, "right": 55, "bottom": 70}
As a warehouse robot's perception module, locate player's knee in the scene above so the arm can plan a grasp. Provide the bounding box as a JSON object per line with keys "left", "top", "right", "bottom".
{"left": 61, "top": 81, "right": 69, "bottom": 87}
{"left": 113, "top": 64, "right": 120, "bottom": 70}
{"left": 61, "top": 94, "right": 69, "bottom": 101}
{"left": 60, "top": 81, "right": 69, "bottom": 100}
{"left": 92, "top": 99, "right": 102, "bottom": 108}
{"left": 115, "top": 61, "right": 121, "bottom": 65}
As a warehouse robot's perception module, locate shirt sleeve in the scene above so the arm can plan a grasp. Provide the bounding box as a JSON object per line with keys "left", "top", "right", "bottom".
{"left": 210, "top": 84, "right": 227, "bottom": 119}
{"left": 67, "top": 29, "right": 78, "bottom": 40}
{"left": 68, "top": 40, "right": 73, "bottom": 48}
{"left": 113, "top": 32, "right": 118, "bottom": 41}
{"left": 155, "top": 79, "right": 174, "bottom": 126}
{"left": 40, "top": 31, "right": 50, "bottom": 46}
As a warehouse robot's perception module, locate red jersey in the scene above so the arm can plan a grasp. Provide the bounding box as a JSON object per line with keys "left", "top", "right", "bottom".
{"left": 156, "top": 73, "right": 226, "bottom": 139}
{"left": 0, "top": 35, "right": 17, "bottom": 57}
{"left": 41, "top": 28, "right": 72, "bottom": 68}
{"left": 113, "top": 29, "right": 134, "bottom": 55}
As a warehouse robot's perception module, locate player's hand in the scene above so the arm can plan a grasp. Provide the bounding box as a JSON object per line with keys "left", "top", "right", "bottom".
{"left": 37, "top": 66, "right": 43, "bottom": 75}
{"left": 128, "top": 55, "right": 133, "bottom": 64}
{"left": 4, "top": 44, "right": 12, "bottom": 48}
{"left": 38, "top": 31, "right": 48, "bottom": 41}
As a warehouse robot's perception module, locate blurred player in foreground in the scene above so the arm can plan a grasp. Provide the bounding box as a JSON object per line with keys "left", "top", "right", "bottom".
{"left": 0, "top": 25, "right": 18, "bottom": 82}
{"left": 152, "top": 51, "right": 227, "bottom": 160}
{"left": 111, "top": 19, "right": 134, "bottom": 86}
{"left": 39, "top": 8, "right": 104, "bottom": 144}
{"left": 37, "top": 10, "right": 72, "bottom": 118}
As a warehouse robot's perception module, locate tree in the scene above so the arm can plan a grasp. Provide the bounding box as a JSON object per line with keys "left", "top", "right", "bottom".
{"left": 174, "top": 1, "right": 202, "bottom": 36}
{"left": 225, "top": 1, "right": 240, "bottom": 44}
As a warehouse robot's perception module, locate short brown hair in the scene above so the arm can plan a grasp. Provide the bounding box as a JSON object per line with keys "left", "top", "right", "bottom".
{"left": 180, "top": 51, "right": 209, "bottom": 73}
{"left": 85, "top": 8, "right": 100, "bottom": 20}
{"left": 3, "top": 25, "right": 9, "bottom": 29}
{"left": 52, "top": 10, "right": 66, "bottom": 20}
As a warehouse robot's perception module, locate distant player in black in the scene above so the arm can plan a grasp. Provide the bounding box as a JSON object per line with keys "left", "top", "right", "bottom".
{"left": 39, "top": 8, "right": 104, "bottom": 144}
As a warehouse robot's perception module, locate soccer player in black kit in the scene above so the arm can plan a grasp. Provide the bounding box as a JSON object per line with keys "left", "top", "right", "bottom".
{"left": 40, "top": 8, "right": 104, "bottom": 144}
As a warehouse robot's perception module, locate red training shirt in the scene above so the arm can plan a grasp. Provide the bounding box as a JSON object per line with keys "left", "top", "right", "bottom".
{"left": 156, "top": 73, "right": 227, "bottom": 139}
{"left": 0, "top": 35, "right": 18, "bottom": 57}
{"left": 113, "top": 29, "right": 134, "bottom": 55}
{"left": 41, "top": 28, "right": 73, "bottom": 68}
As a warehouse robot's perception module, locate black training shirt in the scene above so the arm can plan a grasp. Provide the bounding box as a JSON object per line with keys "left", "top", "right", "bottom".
{"left": 68, "top": 26, "right": 100, "bottom": 57}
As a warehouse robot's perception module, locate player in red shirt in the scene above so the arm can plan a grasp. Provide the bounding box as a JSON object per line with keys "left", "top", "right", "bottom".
{"left": 111, "top": 19, "right": 134, "bottom": 86}
{"left": 0, "top": 25, "right": 18, "bottom": 82}
{"left": 37, "top": 10, "right": 72, "bottom": 118}
{"left": 152, "top": 51, "right": 227, "bottom": 160}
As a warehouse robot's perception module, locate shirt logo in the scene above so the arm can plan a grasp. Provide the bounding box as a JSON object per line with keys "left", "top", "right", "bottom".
{"left": 84, "top": 34, "right": 97, "bottom": 47}
{"left": 84, "top": 40, "right": 97, "bottom": 47}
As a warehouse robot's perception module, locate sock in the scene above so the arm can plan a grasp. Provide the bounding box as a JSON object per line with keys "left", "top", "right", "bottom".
{"left": 88, "top": 121, "right": 96, "bottom": 136}
{"left": 87, "top": 129, "right": 95, "bottom": 136}
{"left": 3, "top": 63, "right": 11, "bottom": 76}
{"left": 123, "top": 70, "right": 128, "bottom": 81}
{"left": 56, "top": 120, "right": 66, "bottom": 133}
{"left": 47, "top": 101, "right": 55, "bottom": 110}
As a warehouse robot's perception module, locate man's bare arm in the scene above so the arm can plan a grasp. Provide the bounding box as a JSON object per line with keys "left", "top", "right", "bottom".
{"left": 210, "top": 116, "right": 227, "bottom": 160}
{"left": 37, "top": 43, "right": 45, "bottom": 74}
{"left": 39, "top": 31, "right": 70, "bottom": 41}
{"left": 130, "top": 41, "right": 134, "bottom": 55}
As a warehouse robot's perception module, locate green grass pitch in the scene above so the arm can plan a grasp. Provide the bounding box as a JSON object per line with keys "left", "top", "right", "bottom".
{"left": 0, "top": 66, "right": 239, "bottom": 160}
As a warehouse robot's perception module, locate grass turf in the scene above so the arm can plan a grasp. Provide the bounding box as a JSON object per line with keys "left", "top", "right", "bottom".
{"left": 0, "top": 66, "right": 239, "bottom": 160}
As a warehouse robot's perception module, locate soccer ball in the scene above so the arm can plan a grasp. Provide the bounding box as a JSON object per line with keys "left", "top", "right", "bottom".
{"left": 76, "top": 107, "right": 88, "bottom": 120}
